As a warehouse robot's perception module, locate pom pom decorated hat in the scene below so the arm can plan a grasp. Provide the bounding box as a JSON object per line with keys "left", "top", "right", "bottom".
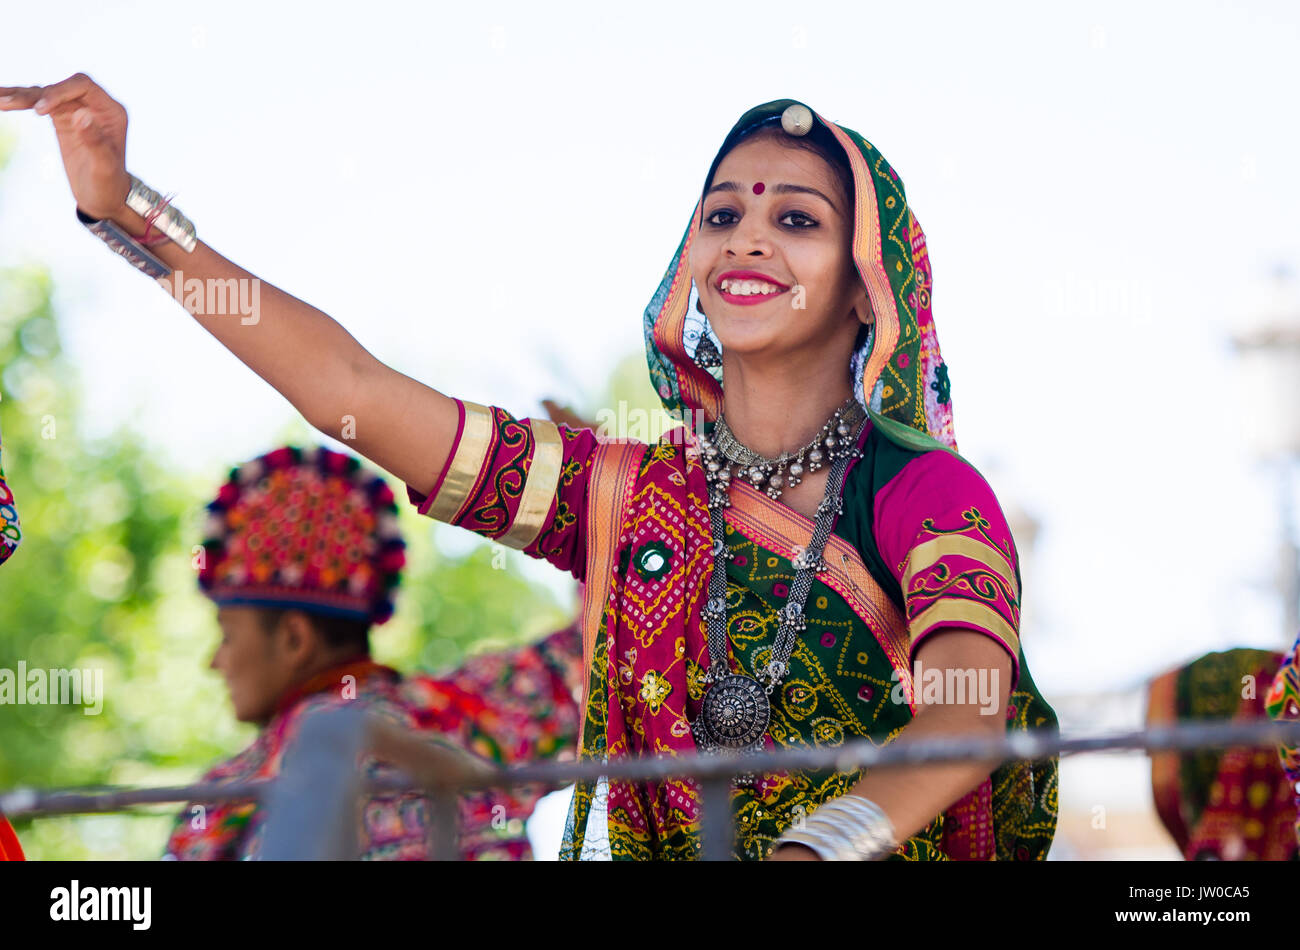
{"left": 198, "top": 445, "right": 406, "bottom": 625}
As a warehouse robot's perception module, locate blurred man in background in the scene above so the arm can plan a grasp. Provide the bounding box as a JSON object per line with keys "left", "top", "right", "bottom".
{"left": 165, "top": 444, "right": 583, "bottom": 860}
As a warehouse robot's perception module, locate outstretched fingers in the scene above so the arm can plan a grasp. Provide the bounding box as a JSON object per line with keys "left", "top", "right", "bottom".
{"left": 0, "top": 74, "right": 112, "bottom": 116}
{"left": 0, "top": 73, "right": 130, "bottom": 218}
{"left": 0, "top": 86, "right": 43, "bottom": 110}
{"left": 30, "top": 73, "right": 100, "bottom": 114}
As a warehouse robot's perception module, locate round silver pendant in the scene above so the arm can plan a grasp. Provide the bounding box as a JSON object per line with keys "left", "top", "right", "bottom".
{"left": 700, "top": 674, "right": 771, "bottom": 748}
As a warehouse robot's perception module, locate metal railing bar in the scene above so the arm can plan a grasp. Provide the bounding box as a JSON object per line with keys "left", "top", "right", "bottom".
{"left": 4, "top": 717, "right": 1299, "bottom": 821}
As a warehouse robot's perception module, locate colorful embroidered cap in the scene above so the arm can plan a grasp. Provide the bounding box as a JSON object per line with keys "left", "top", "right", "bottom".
{"left": 198, "top": 446, "right": 406, "bottom": 625}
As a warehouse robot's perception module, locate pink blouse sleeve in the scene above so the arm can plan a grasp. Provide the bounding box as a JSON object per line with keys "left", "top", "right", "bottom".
{"left": 404, "top": 399, "right": 601, "bottom": 581}
{"left": 872, "top": 450, "right": 1022, "bottom": 685}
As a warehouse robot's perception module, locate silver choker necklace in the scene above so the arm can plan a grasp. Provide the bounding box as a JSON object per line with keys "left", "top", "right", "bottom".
{"left": 703, "top": 396, "right": 866, "bottom": 502}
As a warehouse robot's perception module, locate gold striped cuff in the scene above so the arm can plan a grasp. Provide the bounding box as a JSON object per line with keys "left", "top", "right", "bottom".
{"left": 903, "top": 535, "right": 1019, "bottom": 603}
{"left": 909, "top": 599, "right": 1021, "bottom": 663}
{"left": 498, "top": 418, "right": 563, "bottom": 550}
{"left": 427, "top": 401, "right": 495, "bottom": 523}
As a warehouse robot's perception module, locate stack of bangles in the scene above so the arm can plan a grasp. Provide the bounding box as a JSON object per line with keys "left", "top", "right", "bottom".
{"left": 773, "top": 794, "right": 898, "bottom": 860}
{"left": 75, "top": 173, "right": 197, "bottom": 280}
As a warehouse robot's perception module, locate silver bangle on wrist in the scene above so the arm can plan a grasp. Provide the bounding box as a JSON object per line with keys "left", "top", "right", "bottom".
{"left": 124, "top": 174, "right": 197, "bottom": 252}
{"left": 774, "top": 794, "right": 898, "bottom": 861}
{"left": 76, "top": 173, "right": 197, "bottom": 280}
{"left": 827, "top": 795, "right": 898, "bottom": 859}
{"left": 75, "top": 207, "right": 171, "bottom": 279}
{"left": 778, "top": 825, "right": 846, "bottom": 861}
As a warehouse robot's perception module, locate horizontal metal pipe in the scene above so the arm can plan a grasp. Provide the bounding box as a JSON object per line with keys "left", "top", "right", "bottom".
{"left": 4, "top": 717, "right": 1299, "bottom": 820}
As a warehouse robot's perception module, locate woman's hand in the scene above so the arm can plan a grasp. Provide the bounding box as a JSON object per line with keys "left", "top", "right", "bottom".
{"left": 0, "top": 73, "right": 131, "bottom": 220}
{"left": 2, "top": 72, "right": 463, "bottom": 504}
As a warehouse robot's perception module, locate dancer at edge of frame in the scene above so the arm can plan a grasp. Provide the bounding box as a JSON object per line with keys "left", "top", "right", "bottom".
{"left": 3, "top": 75, "right": 1059, "bottom": 860}
{"left": 1147, "top": 648, "right": 1298, "bottom": 860}
{"left": 1266, "top": 633, "right": 1300, "bottom": 850}
{"left": 0, "top": 814, "right": 21, "bottom": 861}
{"left": 0, "top": 424, "right": 23, "bottom": 860}
{"left": 0, "top": 425, "right": 17, "bottom": 567}
{"left": 164, "top": 444, "right": 583, "bottom": 861}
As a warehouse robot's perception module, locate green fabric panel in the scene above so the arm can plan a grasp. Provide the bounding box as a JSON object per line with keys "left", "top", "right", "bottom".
{"left": 717, "top": 524, "right": 929, "bottom": 859}
{"left": 832, "top": 416, "right": 946, "bottom": 613}
{"left": 838, "top": 413, "right": 1025, "bottom": 607}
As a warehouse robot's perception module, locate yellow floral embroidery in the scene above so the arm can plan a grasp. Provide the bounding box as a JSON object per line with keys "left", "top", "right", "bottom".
{"left": 639, "top": 670, "right": 672, "bottom": 714}
{"left": 550, "top": 500, "right": 577, "bottom": 532}
{"left": 687, "top": 658, "right": 708, "bottom": 701}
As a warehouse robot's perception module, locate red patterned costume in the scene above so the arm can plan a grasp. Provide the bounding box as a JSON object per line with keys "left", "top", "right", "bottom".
{"left": 0, "top": 816, "right": 23, "bottom": 860}
{"left": 164, "top": 629, "right": 581, "bottom": 860}
{"left": 1148, "top": 648, "right": 1298, "bottom": 860}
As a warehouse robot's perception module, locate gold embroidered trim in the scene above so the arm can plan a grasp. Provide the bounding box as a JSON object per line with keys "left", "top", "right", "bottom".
{"left": 903, "top": 535, "right": 1019, "bottom": 603}
{"left": 910, "top": 599, "right": 1020, "bottom": 661}
{"left": 428, "top": 401, "right": 495, "bottom": 523}
{"left": 499, "top": 418, "right": 563, "bottom": 550}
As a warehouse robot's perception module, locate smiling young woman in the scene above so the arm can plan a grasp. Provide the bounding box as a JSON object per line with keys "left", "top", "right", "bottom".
{"left": 2, "top": 77, "right": 1058, "bottom": 859}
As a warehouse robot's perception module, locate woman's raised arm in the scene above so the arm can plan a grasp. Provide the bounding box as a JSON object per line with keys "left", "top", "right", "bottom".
{"left": 0, "top": 74, "right": 458, "bottom": 494}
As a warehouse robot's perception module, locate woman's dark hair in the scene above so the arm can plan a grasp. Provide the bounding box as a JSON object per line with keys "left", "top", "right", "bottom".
{"left": 700, "top": 115, "right": 855, "bottom": 219}
{"left": 257, "top": 608, "right": 370, "bottom": 656}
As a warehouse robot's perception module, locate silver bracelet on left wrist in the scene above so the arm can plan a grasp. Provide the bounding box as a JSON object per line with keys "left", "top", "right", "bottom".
{"left": 773, "top": 794, "right": 898, "bottom": 861}
{"left": 124, "top": 174, "right": 197, "bottom": 252}
{"left": 75, "top": 207, "right": 171, "bottom": 279}
{"left": 76, "top": 173, "right": 198, "bottom": 280}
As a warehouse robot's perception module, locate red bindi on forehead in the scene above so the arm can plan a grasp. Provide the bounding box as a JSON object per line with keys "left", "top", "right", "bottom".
{"left": 752, "top": 182, "right": 765, "bottom": 195}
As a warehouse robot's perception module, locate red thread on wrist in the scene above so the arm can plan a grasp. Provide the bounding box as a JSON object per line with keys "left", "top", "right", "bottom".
{"left": 132, "top": 193, "right": 176, "bottom": 246}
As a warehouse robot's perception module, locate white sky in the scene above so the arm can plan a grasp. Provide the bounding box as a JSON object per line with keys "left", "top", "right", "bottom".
{"left": 4, "top": 1, "right": 1300, "bottom": 835}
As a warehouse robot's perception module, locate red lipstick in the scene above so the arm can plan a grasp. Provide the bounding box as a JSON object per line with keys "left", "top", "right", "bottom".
{"left": 715, "top": 270, "right": 791, "bottom": 306}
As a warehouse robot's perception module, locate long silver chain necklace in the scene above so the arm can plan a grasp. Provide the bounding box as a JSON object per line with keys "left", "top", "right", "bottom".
{"left": 691, "top": 398, "right": 866, "bottom": 777}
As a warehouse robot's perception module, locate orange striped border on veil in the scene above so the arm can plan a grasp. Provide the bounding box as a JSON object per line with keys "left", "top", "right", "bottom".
{"left": 578, "top": 438, "right": 650, "bottom": 736}
{"left": 819, "top": 116, "right": 901, "bottom": 411}
{"left": 725, "top": 480, "right": 916, "bottom": 710}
